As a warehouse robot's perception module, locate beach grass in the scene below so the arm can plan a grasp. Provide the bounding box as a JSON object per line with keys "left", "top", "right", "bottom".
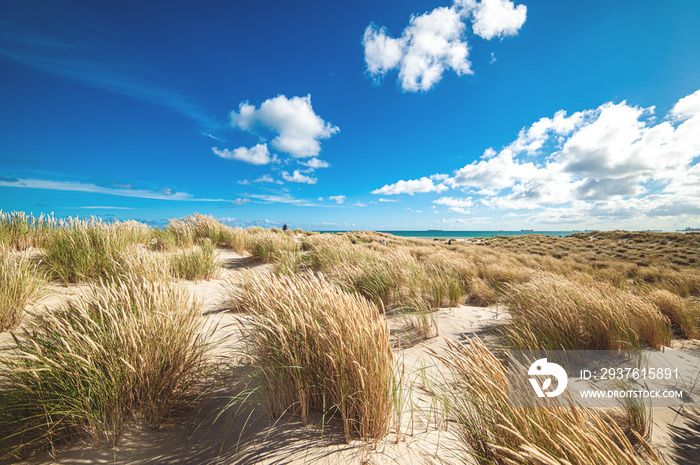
{"left": 0, "top": 245, "right": 45, "bottom": 332}
{"left": 225, "top": 271, "right": 394, "bottom": 442}
{"left": 169, "top": 239, "right": 219, "bottom": 281}
{"left": 0, "top": 211, "right": 55, "bottom": 250}
{"left": 40, "top": 218, "right": 140, "bottom": 283}
{"left": 502, "top": 274, "right": 672, "bottom": 351}
{"left": 0, "top": 276, "right": 214, "bottom": 458}
{"left": 645, "top": 289, "right": 698, "bottom": 338}
{"left": 430, "top": 337, "right": 661, "bottom": 465}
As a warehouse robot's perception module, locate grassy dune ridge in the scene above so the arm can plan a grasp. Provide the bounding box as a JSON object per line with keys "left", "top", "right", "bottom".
{"left": 0, "top": 212, "right": 698, "bottom": 462}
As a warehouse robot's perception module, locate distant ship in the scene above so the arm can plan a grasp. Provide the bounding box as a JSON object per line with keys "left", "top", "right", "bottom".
{"left": 521, "top": 229, "right": 534, "bottom": 232}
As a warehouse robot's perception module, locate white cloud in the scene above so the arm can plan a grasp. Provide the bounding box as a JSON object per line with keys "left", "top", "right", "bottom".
{"left": 433, "top": 196, "right": 474, "bottom": 214}
{"left": 461, "top": 0, "right": 527, "bottom": 40}
{"left": 363, "top": 26, "right": 404, "bottom": 77}
{"left": 248, "top": 193, "right": 318, "bottom": 206}
{"left": 508, "top": 109, "right": 591, "bottom": 156}
{"left": 371, "top": 175, "right": 449, "bottom": 195}
{"left": 230, "top": 95, "right": 338, "bottom": 158}
{"left": 252, "top": 174, "right": 283, "bottom": 184}
{"left": 670, "top": 89, "right": 700, "bottom": 121}
{"left": 353, "top": 202, "right": 367, "bottom": 207}
{"left": 282, "top": 170, "right": 317, "bottom": 184}
{"left": 433, "top": 196, "right": 474, "bottom": 207}
{"left": 364, "top": 7, "right": 471, "bottom": 92}
{"left": 363, "top": 0, "right": 526, "bottom": 92}
{"left": 300, "top": 157, "right": 331, "bottom": 169}
{"left": 370, "top": 88, "right": 700, "bottom": 228}
{"left": 378, "top": 198, "right": 398, "bottom": 202}
{"left": 212, "top": 144, "right": 271, "bottom": 165}
{"left": 231, "top": 198, "right": 251, "bottom": 205}
{"left": 453, "top": 148, "right": 540, "bottom": 189}
{"left": 329, "top": 195, "right": 346, "bottom": 204}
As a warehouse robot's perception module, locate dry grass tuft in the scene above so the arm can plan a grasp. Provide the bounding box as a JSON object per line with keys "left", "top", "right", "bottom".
{"left": 0, "top": 245, "right": 45, "bottom": 331}
{"left": 0, "top": 277, "right": 214, "bottom": 457}
{"left": 503, "top": 274, "right": 672, "bottom": 351}
{"left": 226, "top": 271, "right": 394, "bottom": 442}
{"left": 116, "top": 246, "right": 171, "bottom": 283}
{"left": 431, "top": 337, "right": 661, "bottom": 465}
{"left": 645, "top": 289, "right": 697, "bottom": 338}
{"left": 169, "top": 240, "right": 219, "bottom": 281}
{"left": 301, "top": 234, "right": 467, "bottom": 312}
{"left": 466, "top": 277, "right": 496, "bottom": 306}
{"left": 0, "top": 211, "right": 55, "bottom": 250}
{"left": 41, "top": 218, "right": 142, "bottom": 283}
{"left": 246, "top": 229, "right": 298, "bottom": 262}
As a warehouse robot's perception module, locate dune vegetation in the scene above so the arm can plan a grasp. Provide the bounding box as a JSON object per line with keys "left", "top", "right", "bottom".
{"left": 0, "top": 245, "right": 45, "bottom": 332}
{"left": 431, "top": 337, "right": 661, "bottom": 465}
{"left": 0, "top": 211, "right": 697, "bottom": 462}
{"left": 226, "top": 271, "right": 394, "bottom": 442}
{"left": 0, "top": 277, "right": 214, "bottom": 457}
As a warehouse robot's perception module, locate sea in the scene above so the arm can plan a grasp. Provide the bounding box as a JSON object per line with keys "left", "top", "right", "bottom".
{"left": 316, "top": 230, "right": 580, "bottom": 238}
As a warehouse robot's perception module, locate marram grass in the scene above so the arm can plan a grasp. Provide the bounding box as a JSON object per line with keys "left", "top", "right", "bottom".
{"left": 226, "top": 271, "right": 394, "bottom": 442}
{"left": 41, "top": 218, "right": 138, "bottom": 283}
{"left": 430, "top": 337, "right": 661, "bottom": 465}
{"left": 0, "top": 245, "right": 45, "bottom": 332}
{"left": 645, "top": 289, "right": 698, "bottom": 338}
{"left": 0, "top": 276, "right": 215, "bottom": 458}
{"left": 169, "top": 239, "right": 219, "bottom": 281}
{"left": 502, "top": 274, "right": 672, "bottom": 351}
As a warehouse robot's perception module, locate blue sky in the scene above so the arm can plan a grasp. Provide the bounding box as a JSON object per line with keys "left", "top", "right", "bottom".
{"left": 1, "top": 0, "right": 700, "bottom": 230}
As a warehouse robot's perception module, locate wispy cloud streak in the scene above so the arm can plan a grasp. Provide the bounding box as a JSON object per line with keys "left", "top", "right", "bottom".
{"left": 0, "top": 0, "right": 216, "bottom": 128}
{"left": 0, "top": 178, "right": 223, "bottom": 202}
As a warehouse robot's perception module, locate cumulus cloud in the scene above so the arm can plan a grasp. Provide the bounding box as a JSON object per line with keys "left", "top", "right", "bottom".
{"left": 433, "top": 196, "right": 474, "bottom": 207}
{"left": 508, "top": 109, "right": 592, "bottom": 155}
{"left": 670, "top": 89, "right": 700, "bottom": 121}
{"left": 329, "top": 195, "right": 346, "bottom": 204}
{"left": 453, "top": 148, "right": 540, "bottom": 189}
{"left": 433, "top": 196, "right": 474, "bottom": 213}
{"left": 363, "top": 26, "right": 404, "bottom": 77}
{"left": 371, "top": 88, "right": 700, "bottom": 228}
{"left": 230, "top": 95, "right": 338, "bottom": 158}
{"left": 363, "top": 0, "right": 526, "bottom": 91}
{"left": 300, "top": 157, "right": 331, "bottom": 169}
{"left": 252, "top": 174, "right": 283, "bottom": 184}
{"left": 212, "top": 144, "right": 271, "bottom": 165}
{"left": 461, "top": 0, "right": 527, "bottom": 40}
{"left": 371, "top": 175, "right": 450, "bottom": 195}
{"left": 378, "top": 198, "right": 398, "bottom": 202}
{"left": 363, "top": 7, "right": 471, "bottom": 92}
{"left": 282, "top": 170, "right": 317, "bottom": 184}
